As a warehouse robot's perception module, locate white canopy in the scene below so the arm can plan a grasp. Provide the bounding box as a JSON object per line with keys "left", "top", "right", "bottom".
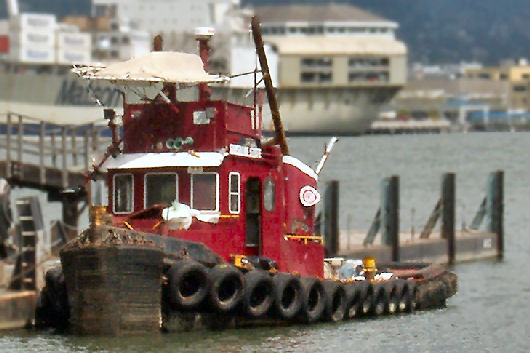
{"left": 72, "top": 51, "right": 227, "bottom": 84}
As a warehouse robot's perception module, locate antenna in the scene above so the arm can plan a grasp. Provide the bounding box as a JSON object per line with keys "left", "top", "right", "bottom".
{"left": 315, "top": 137, "right": 338, "bottom": 175}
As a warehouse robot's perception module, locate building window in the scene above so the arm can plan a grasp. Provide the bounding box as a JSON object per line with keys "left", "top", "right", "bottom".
{"left": 191, "top": 173, "right": 218, "bottom": 211}
{"left": 301, "top": 57, "right": 332, "bottom": 67}
{"left": 113, "top": 174, "right": 133, "bottom": 214}
{"left": 348, "top": 72, "right": 389, "bottom": 82}
{"left": 301, "top": 72, "right": 333, "bottom": 84}
{"left": 349, "top": 57, "right": 389, "bottom": 67}
{"left": 301, "top": 72, "right": 316, "bottom": 82}
{"left": 229, "top": 172, "right": 240, "bottom": 214}
{"left": 263, "top": 178, "right": 275, "bottom": 212}
{"left": 319, "top": 72, "right": 332, "bottom": 83}
{"left": 144, "top": 173, "right": 178, "bottom": 208}
{"left": 513, "top": 85, "right": 527, "bottom": 92}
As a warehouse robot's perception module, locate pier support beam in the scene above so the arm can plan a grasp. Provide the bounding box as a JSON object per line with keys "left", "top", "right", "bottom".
{"left": 487, "top": 170, "right": 504, "bottom": 260}
{"left": 62, "top": 194, "right": 80, "bottom": 240}
{"left": 323, "top": 180, "right": 339, "bottom": 257}
{"left": 441, "top": 173, "right": 456, "bottom": 265}
{"left": 381, "top": 175, "right": 399, "bottom": 262}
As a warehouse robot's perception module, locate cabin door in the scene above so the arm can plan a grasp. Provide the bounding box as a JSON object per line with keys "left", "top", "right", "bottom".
{"left": 245, "top": 178, "right": 261, "bottom": 253}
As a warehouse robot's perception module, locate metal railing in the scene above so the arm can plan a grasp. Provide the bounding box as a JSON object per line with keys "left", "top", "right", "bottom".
{"left": 0, "top": 112, "right": 110, "bottom": 188}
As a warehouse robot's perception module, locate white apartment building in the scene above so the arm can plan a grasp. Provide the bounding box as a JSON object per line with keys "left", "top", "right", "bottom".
{"left": 255, "top": 3, "right": 407, "bottom": 88}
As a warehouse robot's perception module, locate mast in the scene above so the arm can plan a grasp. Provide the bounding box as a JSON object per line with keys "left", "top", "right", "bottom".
{"left": 251, "top": 16, "right": 289, "bottom": 156}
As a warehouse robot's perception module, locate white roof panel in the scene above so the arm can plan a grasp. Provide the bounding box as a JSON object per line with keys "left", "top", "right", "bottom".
{"left": 283, "top": 156, "right": 318, "bottom": 180}
{"left": 102, "top": 152, "right": 225, "bottom": 170}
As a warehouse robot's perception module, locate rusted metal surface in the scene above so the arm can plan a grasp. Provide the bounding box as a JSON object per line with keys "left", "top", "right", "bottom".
{"left": 61, "top": 241, "right": 164, "bottom": 335}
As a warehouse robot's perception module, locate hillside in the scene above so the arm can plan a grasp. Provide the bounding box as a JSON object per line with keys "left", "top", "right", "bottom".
{"left": 2, "top": 0, "right": 530, "bottom": 65}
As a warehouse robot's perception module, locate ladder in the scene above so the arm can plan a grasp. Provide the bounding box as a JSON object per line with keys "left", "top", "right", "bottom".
{"left": 13, "top": 197, "right": 44, "bottom": 290}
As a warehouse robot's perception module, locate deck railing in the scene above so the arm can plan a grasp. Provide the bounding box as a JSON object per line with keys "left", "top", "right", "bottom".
{"left": 0, "top": 112, "right": 110, "bottom": 189}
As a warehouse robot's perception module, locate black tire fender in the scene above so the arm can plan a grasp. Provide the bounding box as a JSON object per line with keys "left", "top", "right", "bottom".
{"left": 404, "top": 280, "right": 417, "bottom": 312}
{"left": 241, "top": 270, "right": 274, "bottom": 318}
{"left": 385, "top": 280, "right": 404, "bottom": 314}
{"left": 271, "top": 273, "right": 303, "bottom": 320}
{"left": 296, "top": 276, "right": 326, "bottom": 324}
{"left": 371, "top": 283, "right": 390, "bottom": 316}
{"left": 360, "top": 281, "right": 374, "bottom": 316}
{"left": 167, "top": 260, "right": 209, "bottom": 310}
{"left": 322, "top": 280, "right": 347, "bottom": 322}
{"left": 207, "top": 264, "right": 244, "bottom": 313}
{"left": 37, "top": 267, "right": 69, "bottom": 330}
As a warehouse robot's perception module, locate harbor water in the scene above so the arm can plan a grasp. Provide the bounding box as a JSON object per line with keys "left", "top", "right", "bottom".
{"left": 1, "top": 132, "right": 529, "bottom": 352}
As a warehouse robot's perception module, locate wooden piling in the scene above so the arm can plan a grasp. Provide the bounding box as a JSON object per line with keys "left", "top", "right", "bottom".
{"left": 39, "top": 122, "right": 45, "bottom": 185}
{"left": 62, "top": 194, "right": 79, "bottom": 240}
{"left": 323, "top": 180, "right": 339, "bottom": 257}
{"left": 487, "top": 170, "right": 504, "bottom": 259}
{"left": 381, "top": 175, "right": 399, "bottom": 262}
{"left": 441, "top": 173, "right": 456, "bottom": 265}
{"left": 61, "top": 126, "right": 68, "bottom": 189}
{"left": 6, "top": 113, "right": 12, "bottom": 178}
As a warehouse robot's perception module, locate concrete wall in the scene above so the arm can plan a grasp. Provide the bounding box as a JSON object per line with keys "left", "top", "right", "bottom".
{"left": 389, "top": 54, "right": 407, "bottom": 85}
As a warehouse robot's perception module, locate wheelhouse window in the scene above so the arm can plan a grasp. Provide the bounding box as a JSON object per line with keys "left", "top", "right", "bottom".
{"left": 144, "top": 173, "right": 178, "bottom": 208}
{"left": 191, "top": 173, "right": 218, "bottom": 211}
{"left": 263, "top": 177, "right": 275, "bottom": 211}
{"left": 229, "top": 172, "right": 240, "bottom": 214}
{"left": 113, "top": 174, "right": 133, "bottom": 213}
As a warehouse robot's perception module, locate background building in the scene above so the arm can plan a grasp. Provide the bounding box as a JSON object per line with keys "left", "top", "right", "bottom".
{"left": 255, "top": 3, "right": 407, "bottom": 89}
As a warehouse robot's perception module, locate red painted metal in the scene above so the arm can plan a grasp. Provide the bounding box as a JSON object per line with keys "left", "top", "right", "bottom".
{"left": 105, "top": 36, "right": 324, "bottom": 278}
{"left": 0, "top": 36, "right": 8, "bottom": 53}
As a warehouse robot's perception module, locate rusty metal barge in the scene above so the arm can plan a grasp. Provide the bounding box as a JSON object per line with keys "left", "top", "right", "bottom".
{"left": 35, "top": 18, "right": 457, "bottom": 335}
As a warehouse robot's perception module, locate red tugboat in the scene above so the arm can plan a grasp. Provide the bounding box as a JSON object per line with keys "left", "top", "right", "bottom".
{"left": 36, "top": 18, "right": 456, "bottom": 335}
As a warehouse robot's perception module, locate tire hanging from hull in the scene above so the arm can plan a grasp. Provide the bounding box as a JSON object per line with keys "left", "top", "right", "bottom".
{"left": 270, "top": 273, "right": 303, "bottom": 320}
{"left": 322, "top": 280, "right": 347, "bottom": 322}
{"left": 206, "top": 264, "right": 244, "bottom": 313}
{"left": 241, "top": 270, "right": 274, "bottom": 318}
{"left": 167, "top": 260, "right": 209, "bottom": 310}
{"left": 296, "top": 277, "right": 326, "bottom": 323}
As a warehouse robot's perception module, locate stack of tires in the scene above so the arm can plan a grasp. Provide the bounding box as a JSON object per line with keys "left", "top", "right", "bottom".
{"left": 36, "top": 260, "right": 422, "bottom": 332}
{"left": 164, "top": 260, "right": 420, "bottom": 327}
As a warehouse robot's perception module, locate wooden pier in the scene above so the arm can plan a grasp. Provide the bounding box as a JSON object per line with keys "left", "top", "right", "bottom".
{"left": 322, "top": 170, "right": 504, "bottom": 265}
{"left": 367, "top": 119, "right": 452, "bottom": 135}
{"left": 0, "top": 112, "right": 108, "bottom": 192}
{"left": 0, "top": 112, "right": 109, "bottom": 331}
